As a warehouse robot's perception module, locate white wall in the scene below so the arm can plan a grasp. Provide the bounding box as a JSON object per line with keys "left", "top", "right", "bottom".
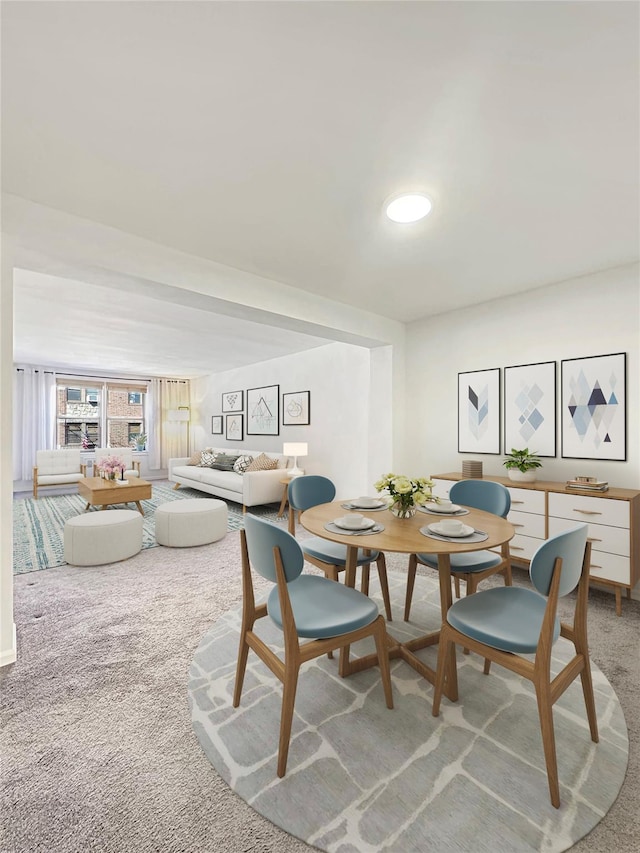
{"left": 404, "top": 264, "right": 639, "bottom": 489}
{"left": 0, "top": 238, "right": 16, "bottom": 665}
{"left": 191, "top": 342, "right": 392, "bottom": 499}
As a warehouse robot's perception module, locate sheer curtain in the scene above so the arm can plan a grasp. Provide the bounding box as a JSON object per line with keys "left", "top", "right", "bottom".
{"left": 13, "top": 367, "right": 57, "bottom": 481}
{"left": 148, "top": 378, "right": 190, "bottom": 471}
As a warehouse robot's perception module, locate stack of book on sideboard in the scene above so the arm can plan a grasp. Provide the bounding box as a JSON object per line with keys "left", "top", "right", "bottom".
{"left": 566, "top": 476, "right": 609, "bottom": 492}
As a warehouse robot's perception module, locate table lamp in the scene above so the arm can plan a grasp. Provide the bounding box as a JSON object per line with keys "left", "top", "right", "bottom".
{"left": 283, "top": 442, "right": 308, "bottom": 478}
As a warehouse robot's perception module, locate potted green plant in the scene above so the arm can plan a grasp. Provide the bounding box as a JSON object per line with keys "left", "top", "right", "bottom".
{"left": 502, "top": 448, "right": 542, "bottom": 483}
{"left": 131, "top": 433, "right": 147, "bottom": 452}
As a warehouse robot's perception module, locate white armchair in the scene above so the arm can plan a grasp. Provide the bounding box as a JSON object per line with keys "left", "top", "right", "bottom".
{"left": 93, "top": 448, "right": 141, "bottom": 480}
{"left": 33, "top": 449, "right": 87, "bottom": 499}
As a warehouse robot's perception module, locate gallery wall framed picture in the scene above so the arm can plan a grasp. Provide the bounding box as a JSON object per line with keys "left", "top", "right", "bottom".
{"left": 225, "top": 413, "right": 244, "bottom": 442}
{"left": 282, "top": 390, "right": 310, "bottom": 426}
{"left": 504, "top": 361, "right": 556, "bottom": 457}
{"left": 222, "top": 390, "right": 243, "bottom": 413}
{"left": 211, "top": 415, "right": 223, "bottom": 435}
{"left": 246, "top": 384, "right": 280, "bottom": 435}
{"left": 561, "top": 352, "right": 627, "bottom": 460}
{"left": 458, "top": 368, "right": 501, "bottom": 454}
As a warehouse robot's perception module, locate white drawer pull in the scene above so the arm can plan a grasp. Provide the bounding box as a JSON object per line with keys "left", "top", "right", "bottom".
{"left": 512, "top": 523, "right": 525, "bottom": 528}
{"left": 511, "top": 500, "right": 525, "bottom": 505}
{"left": 575, "top": 509, "right": 602, "bottom": 515}
{"left": 510, "top": 545, "right": 525, "bottom": 552}
{"left": 590, "top": 563, "right": 602, "bottom": 570}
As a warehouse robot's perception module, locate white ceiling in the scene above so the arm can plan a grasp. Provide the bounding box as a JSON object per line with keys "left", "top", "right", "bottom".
{"left": 3, "top": 1, "right": 639, "bottom": 377}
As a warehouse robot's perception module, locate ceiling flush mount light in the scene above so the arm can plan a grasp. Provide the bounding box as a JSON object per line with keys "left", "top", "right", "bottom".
{"left": 385, "top": 193, "right": 432, "bottom": 223}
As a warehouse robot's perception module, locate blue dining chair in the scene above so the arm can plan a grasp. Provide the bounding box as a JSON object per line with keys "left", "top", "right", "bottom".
{"left": 432, "top": 524, "right": 598, "bottom": 809}
{"left": 288, "top": 475, "right": 393, "bottom": 621}
{"left": 404, "top": 479, "right": 513, "bottom": 621}
{"left": 233, "top": 514, "right": 393, "bottom": 777}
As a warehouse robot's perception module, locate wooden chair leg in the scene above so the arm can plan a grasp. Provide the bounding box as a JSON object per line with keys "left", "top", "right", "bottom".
{"left": 454, "top": 575, "right": 461, "bottom": 598}
{"left": 372, "top": 616, "right": 394, "bottom": 708}
{"left": 361, "top": 564, "right": 370, "bottom": 596}
{"left": 433, "top": 627, "right": 457, "bottom": 716}
{"left": 233, "top": 634, "right": 250, "bottom": 707}
{"left": 324, "top": 565, "right": 340, "bottom": 659}
{"left": 277, "top": 661, "right": 300, "bottom": 778}
{"left": 404, "top": 554, "right": 418, "bottom": 621}
{"left": 376, "top": 553, "right": 393, "bottom": 621}
{"left": 534, "top": 679, "right": 560, "bottom": 808}
{"left": 579, "top": 663, "right": 600, "bottom": 743}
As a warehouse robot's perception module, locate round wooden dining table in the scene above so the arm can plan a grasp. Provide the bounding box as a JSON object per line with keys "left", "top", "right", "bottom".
{"left": 299, "top": 500, "right": 515, "bottom": 698}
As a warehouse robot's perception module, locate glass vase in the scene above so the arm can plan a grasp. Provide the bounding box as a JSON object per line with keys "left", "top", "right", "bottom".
{"left": 390, "top": 501, "right": 416, "bottom": 520}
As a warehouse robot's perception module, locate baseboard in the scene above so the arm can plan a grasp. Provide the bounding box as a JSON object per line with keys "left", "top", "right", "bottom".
{"left": 0, "top": 623, "right": 17, "bottom": 668}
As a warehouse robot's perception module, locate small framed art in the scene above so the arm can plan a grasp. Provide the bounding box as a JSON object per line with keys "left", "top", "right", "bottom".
{"left": 225, "top": 413, "right": 244, "bottom": 442}
{"left": 504, "top": 361, "right": 556, "bottom": 457}
{"left": 282, "top": 390, "right": 310, "bottom": 426}
{"left": 222, "top": 390, "right": 243, "bottom": 413}
{"left": 247, "top": 384, "right": 279, "bottom": 435}
{"left": 211, "top": 415, "right": 223, "bottom": 435}
{"left": 561, "top": 352, "right": 626, "bottom": 460}
{"left": 458, "top": 368, "right": 501, "bottom": 454}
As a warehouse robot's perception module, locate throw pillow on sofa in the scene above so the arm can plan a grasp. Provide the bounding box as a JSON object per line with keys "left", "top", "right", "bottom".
{"left": 233, "top": 454, "right": 254, "bottom": 474}
{"left": 199, "top": 450, "right": 218, "bottom": 467}
{"left": 210, "top": 454, "right": 240, "bottom": 471}
{"left": 245, "top": 452, "right": 279, "bottom": 472}
{"left": 187, "top": 450, "right": 204, "bottom": 466}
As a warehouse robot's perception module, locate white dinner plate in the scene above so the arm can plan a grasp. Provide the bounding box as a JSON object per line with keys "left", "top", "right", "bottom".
{"left": 428, "top": 522, "right": 474, "bottom": 538}
{"left": 334, "top": 517, "right": 376, "bottom": 531}
{"left": 349, "top": 499, "right": 386, "bottom": 509}
{"left": 424, "top": 502, "right": 461, "bottom": 514}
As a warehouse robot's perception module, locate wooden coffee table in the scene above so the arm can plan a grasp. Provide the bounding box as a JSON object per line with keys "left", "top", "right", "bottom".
{"left": 77, "top": 476, "right": 153, "bottom": 515}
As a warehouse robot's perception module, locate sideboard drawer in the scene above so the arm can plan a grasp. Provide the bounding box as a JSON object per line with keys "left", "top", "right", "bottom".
{"left": 509, "top": 533, "right": 543, "bottom": 562}
{"left": 588, "top": 552, "right": 630, "bottom": 586}
{"left": 507, "top": 487, "right": 545, "bottom": 514}
{"left": 430, "top": 479, "right": 452, "bottom": 500}
{"left": 548, "top": 493, "right": 629, "bottom": 528}
{"left": 548, "top": 516, "right": 630, "bottom": 557}
{"left": 508, "top": 509, "right": 545, "bottom": 539}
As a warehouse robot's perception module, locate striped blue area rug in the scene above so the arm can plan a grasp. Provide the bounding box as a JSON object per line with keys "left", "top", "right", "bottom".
{"left": 12, "top": 483, "right": 280, "bottom": 574}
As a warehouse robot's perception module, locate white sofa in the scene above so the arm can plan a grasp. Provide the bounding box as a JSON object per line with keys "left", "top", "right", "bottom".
{"left": 168, "top": 447, "right": 287, "bottom": 511}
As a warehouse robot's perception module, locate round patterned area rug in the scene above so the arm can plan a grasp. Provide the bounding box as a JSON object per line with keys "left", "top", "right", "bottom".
{"left": 188, "top": 570, "right": 628, "bottom": 853}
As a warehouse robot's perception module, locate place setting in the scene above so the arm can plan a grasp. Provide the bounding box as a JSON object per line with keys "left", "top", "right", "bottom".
{"left": 416, "top": 498, "right": 470, "bottom": 517}
{"left": 340, "top": 495, "right": 388, "bottom": 512}
{"left": 324, "top": 512, "right": 385, "bottom": 536}
{"left": 421, "top": 516, "right": 488, "bottom": 543}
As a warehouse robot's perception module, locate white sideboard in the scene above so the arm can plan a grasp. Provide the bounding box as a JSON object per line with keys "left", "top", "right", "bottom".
{"left": 431, "top": 472, "right": 640, "bottom": 616}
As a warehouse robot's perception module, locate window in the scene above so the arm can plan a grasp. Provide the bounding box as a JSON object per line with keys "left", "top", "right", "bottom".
{"left": 57, "top": 379, "right": 148, "bottom": 450}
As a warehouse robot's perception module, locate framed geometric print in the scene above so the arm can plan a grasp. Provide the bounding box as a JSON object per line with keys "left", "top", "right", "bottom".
{"left": 282, "top": 390, "right": 310, "bottom": 426}
{"left": 246, "top": 384, "right": 280, "bottom": 436}
{"left": 504, "top": 361, "right": 556, "bottom": 457}
{"left": 225, "top": 413, "right": 244, "bottom": 442}
{"left": 561, "top": 352, "right": 626, "bottom": 460}
{"left": 222, "top": 390, "right": 243, "bottom": 413}
{"left": 458, "top": 368, "right": 501, "bottom": 454}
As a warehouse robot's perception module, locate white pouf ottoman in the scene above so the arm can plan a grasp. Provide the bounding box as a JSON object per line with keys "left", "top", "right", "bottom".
{"left": 64, "top": 509, "right": 143, "bottom": 566}
{"left": 155, "top": 499, "right": 228, "bottom": 547}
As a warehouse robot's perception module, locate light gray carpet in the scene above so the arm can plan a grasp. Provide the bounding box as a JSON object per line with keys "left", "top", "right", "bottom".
{"left": 189, "top": 572, "right": 627, "bottom": 852}
{"left": 1, "top": 530, "right": 639, "bottom": 853}
{"left": 12, "top": 483, "right": 280, "bottom": 573}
